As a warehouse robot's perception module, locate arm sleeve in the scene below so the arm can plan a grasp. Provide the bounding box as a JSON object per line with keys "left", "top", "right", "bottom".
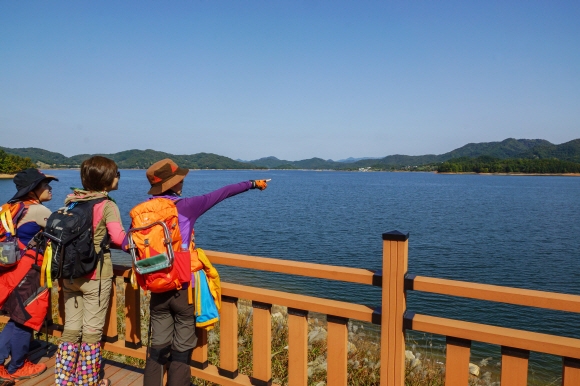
{"left": 177, "top": 181, "right": 253, "bottom": 222}
{"left": 102, "top": 201, "right": 126, "bottom": 247}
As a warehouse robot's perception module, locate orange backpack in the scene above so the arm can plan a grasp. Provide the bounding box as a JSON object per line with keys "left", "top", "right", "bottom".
{"left": 128, "top": 198, "right": 202, "bottom": 293}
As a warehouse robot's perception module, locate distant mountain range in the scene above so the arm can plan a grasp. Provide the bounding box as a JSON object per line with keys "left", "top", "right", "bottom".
{"left": 1, "top": 138, "right": 579, "bottom": 171}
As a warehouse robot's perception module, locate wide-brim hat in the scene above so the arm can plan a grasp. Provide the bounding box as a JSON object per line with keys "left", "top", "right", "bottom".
{"left": 9, "top": 168, "right": 59, "bottom": 202}
{"left": 146, "top": 158, "right": 189, "bottom": 195}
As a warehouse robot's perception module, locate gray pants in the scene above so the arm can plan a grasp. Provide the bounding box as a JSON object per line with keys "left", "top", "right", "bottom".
{"left": 144, "top": 286, "right": 196, "bottom": 386}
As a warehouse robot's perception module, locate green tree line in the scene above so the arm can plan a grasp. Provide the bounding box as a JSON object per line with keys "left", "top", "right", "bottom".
{"left": 438, "top": 156, "right": 580, "bottom": 174}
{"left": 0, "top": 150, "right": 36, "bottom": 174}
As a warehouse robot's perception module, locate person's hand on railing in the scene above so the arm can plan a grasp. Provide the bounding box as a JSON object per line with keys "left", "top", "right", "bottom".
{"left": 250, "top": 180, "right": 269, "bottom": 190}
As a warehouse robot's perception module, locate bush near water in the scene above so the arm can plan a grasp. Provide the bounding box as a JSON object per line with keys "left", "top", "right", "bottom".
{"left": 0, "top": 149, "right": 35, "bottom": 174}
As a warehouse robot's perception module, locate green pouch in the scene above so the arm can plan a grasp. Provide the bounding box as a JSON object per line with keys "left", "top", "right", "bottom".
{"left": 134, "top": 253, "right": 171, "bottom": 274}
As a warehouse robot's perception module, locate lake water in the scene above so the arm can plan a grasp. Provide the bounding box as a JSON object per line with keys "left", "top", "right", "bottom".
{"left": 1, "top": 169, "right": 579, "bottom": 383}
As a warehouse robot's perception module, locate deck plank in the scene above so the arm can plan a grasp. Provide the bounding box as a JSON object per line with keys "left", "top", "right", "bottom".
{"left": 15, "top": 341, "right": 145, "bottom": 386}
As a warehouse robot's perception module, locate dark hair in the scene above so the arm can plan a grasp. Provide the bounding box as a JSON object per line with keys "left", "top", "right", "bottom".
{"left": 80, "top": 156, "right": 118, "bottom": 191}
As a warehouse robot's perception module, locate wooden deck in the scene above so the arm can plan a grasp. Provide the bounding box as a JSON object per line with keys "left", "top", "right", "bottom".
{"left": 15, "top": 341, "right": 144, "bottom": 386}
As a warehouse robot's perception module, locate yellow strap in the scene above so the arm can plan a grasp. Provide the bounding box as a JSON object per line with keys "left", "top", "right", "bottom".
{"left": 130, "top": 270, "right": 138, "bottom": 290}
{"left": 1, "top": 212, "right": 11, "bottom": 235}
{"left": 40, "top": 242, "right": 51, "bottom": 287}
{"left": 45, "top": 243, "right": 53, "bottom": 288}
{"left": 194, "top": 271, "right": 201, "bottom": 315}
{"left": 5, "top": 209, "right": 15, "bottom": 235}
{"left": 188, "top": 277, "right": 193, "bottom": 305}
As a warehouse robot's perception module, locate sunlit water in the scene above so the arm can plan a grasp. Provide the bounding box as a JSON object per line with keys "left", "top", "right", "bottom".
{"left": 2, "top": 169, "right": 579, "bottom": 383}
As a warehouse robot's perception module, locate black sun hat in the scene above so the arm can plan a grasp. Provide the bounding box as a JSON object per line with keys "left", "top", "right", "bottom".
{"left": 9, "top": 168, "right": 59, "bottom": 202}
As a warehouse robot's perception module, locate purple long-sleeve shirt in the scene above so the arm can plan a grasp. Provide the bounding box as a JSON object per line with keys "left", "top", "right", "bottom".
{"left": 123, "top": 181, "right": 252, "bottom": 250}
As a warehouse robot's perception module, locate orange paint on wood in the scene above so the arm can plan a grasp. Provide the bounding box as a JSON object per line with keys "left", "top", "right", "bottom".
{"left": 205, "top": 250, "right": 376, "bottom": 285}
{"left": 500, "top": 347, "right": 529, "bottom": 386}
{"left": 252, "top": 303, "right": 272, "bottom": 383}
{"left": 380, "top": 239, "right": 392, "bottom": 386}
{"left": 220, "top": 297, "right": 239, "bottom": 374}
{"left": 409, "top": 313, "right": 580, "bottom": 358}
{"left": 411, "top": 276, "right": 580, "bottom": 313}
{"left": 192, "top": 328, "right": 208, "bottom": 365}
{"left": 102, "top": 279, "right": 118, "bottom": 340}
{"left": 327, "top": 316, "right": 348, "bottom": 386}
{"left": 445, "top": 337, "right": 471, "bottom": 386}
{"left": 393, "top": 240, "right": 408, "bottom": 384}
{"left": 288, "top": 309, "right": 308, "bottom": 386}
{"left": 124, "top": 280, "right": 141, "bottom": 347}
{"left": 221, "top": 282, "right": 374, "bottom": 322}
{"left": 563, "top": 357, "right": 580, "bottom": 386}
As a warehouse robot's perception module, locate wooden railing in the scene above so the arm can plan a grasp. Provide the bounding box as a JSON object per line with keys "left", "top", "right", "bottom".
{"left": 2, "top": 231, "right": 580, "bottom": 385}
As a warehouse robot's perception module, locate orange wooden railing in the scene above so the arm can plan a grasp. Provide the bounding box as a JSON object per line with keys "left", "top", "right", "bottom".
{"left": 2, "top": 231, "right": 580, "bottom": 385}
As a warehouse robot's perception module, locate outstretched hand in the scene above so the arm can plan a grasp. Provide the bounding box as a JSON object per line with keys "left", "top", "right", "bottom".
{"left": 251, "top": 180, "right": 268, "bottom": 190}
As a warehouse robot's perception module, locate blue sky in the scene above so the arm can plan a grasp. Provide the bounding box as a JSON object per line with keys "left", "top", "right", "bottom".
{"left": 1, "top": 1, "right": 579, "bottom": 160}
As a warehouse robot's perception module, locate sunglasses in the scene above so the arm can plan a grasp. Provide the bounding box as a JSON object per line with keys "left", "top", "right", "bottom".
{"left": 116, "top": 171, "right": 121, "bottom": 178}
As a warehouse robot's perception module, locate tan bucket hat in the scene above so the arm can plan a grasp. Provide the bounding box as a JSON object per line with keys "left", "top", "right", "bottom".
{"left": 146, "top": 159, "right": 189, "bottom": 195}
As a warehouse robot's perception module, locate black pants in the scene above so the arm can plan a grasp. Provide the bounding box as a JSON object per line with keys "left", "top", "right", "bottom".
{"left": 144, "top": 286, "right": 196, "bottom": 386}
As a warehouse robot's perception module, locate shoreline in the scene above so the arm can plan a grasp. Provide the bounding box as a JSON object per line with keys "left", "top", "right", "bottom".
{"left": 437, "top": 172, "right": 580, "bottom": 177}
{"left": 0, "top": 174, "right": 15, "bottom": 179}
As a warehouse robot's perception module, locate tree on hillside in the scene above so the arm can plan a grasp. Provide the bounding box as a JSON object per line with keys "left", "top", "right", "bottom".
{"left": 0, "top": 150, "right": 36, "bottom": 174}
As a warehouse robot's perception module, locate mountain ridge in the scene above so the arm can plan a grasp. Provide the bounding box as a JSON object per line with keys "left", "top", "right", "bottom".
{"left": 2, "top": 138, "right": 579, "bottom": 170}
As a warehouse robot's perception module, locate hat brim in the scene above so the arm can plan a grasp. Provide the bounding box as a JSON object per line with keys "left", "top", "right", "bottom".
{"left": 147, "top": 167, "right": 189, "bottom": 195}
{"left": 9, "top": 175, "right": 59, "bottom": 202}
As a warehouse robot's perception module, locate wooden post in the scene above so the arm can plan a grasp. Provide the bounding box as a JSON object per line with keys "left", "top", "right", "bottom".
{"left": 327, "top": 315, "right": 348, "bottom": 386}
{"left": 191, "top": 328, "right": 208, "bottom": 369}
{"left": 102, "top": 278, "right": 118, "bottom": 342}
{"left": 445, "top": 337, "right": 471, "bottom": 386}
{"left": 380, "top": 231, "right": 409, "bottom": 386}
{"left": 123, "top": 278, "right": 141, "bottom": 348}
{"left": 288, "top": 308, "right": 308, "bottom": 386}
{"left": 500, "top": 346, "right": 529, "bottom": 386}
{"left": 563, "top": 357, "right": 580, "bottom": 386}
{"left": 218, "top": 296, "right": 239, "bottom": 379}
{"left": 252, "top": 301, "right": 272, "bottom": 386}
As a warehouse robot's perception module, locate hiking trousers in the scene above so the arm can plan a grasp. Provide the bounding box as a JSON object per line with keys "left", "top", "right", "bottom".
{"left": 61, "top": 277, "right": 113, "bottom": 344}
{"left": 0, "top": 319, "right": 33, "bottom": 373}
{"left": 144, "top": 285, "right": 196, "bottom": 386}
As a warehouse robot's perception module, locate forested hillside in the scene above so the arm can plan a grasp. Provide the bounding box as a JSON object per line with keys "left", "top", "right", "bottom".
{"left": 0, "top": 150, "right": 36, "bottom": 174}
{"left": 2, "top": 137, "right": 579, "bottom": 171}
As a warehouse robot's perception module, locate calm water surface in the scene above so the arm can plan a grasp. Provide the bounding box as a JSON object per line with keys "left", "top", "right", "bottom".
{"left": 1, "top": 170, "right": 578, "bottom": 383}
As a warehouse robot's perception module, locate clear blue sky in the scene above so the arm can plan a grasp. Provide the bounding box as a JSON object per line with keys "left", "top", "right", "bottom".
{"left": 1, "top": 1, "right": 579, "bottom": 161}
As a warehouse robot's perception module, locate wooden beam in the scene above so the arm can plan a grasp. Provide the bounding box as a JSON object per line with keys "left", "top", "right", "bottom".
{"left": 102, "top": 278, "right": 118, "bottom": 342}
{"left": 500, "top": 346, "right": 529, "bottom": 386}
{"left": 222, "top": 282, "right": 375, "bottom": 323}
{"left": 445, "top": 337, "right": 471, "bottom": 386}
{"left": 409, "top": 275, "right": 580, "bottom": 313}
{"left": 406, "top": 313, "right": 580, "bottom": 359}
{"left": 205, "top": 250, "right": 376, "bottom": 285}
{"left": 380, "top": 231, "right": 408, "bottom": 386}
{"left": 192, "top": 328, "right": 208, "bottom": 369}
{"left": 219, "top": 296, "right": 239, "bottom": 379}
{"left": 252, "top": 302, "right": 272, "bottom": 385}
{"left": 563, "top": 357, "right": 580, "bottom": 386}
{"left": 123, "top": 279, "right": 141, "bottom": 348}
{"left": 327, "top": 315, "right": 348, "bottom": 386}
{"left": 288, "top": 308, "right": 308, "bottom": 386}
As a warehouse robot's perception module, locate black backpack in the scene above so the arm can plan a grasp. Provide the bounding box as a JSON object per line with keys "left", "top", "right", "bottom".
{"left": 42, "top": 198, "right": 111, "bottom": 282}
